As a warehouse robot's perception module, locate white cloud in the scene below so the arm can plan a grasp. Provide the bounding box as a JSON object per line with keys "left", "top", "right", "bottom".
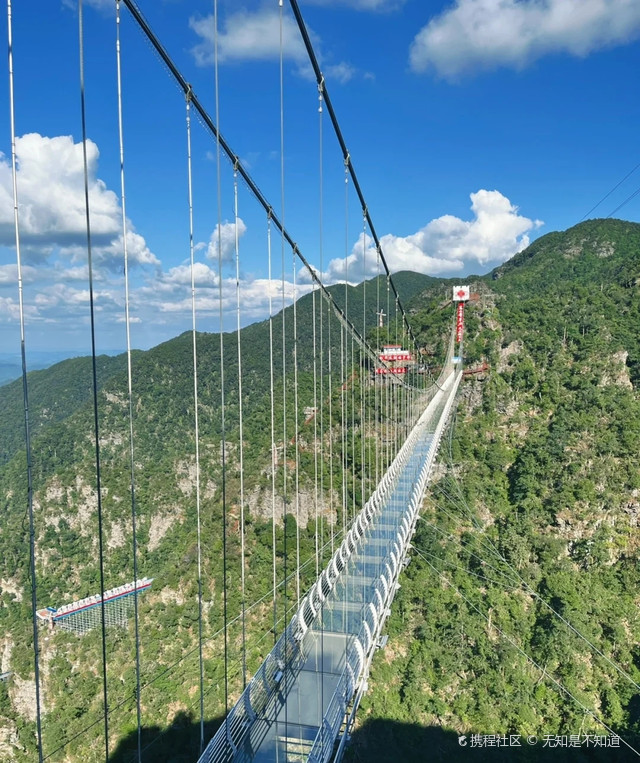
{"left": 325, "top": 62, "right": 357, "bottom": 84}
{"left": 0, "top": 133, "right": 158, "bottom": 268}
{"left": 0, "top": 263, "right": 38, "bottom": 284}
{"left": 189, "top": 8, "right": 307, "bottom": 66}
{"left": 134, "top": 266, "right": 311, "bottom": 333}
{"left": 205, "top": 219, "right": 247, "bottom": 263}
{"left": 304, "top": 0, "right": 404, "bottom": 8}
{"left": 410, "top": 0, "right": 640, "bottom": 78}
{"left": 0, "top": 296, "right": 38, "bottom": 323}
{"left": 189, "top": 7, "right": 356, "bottom": 83}
{"left": 62, "top": 0, "right": 114, "bottom": 11}
{"left": 324, "top": 189, "right": 542, "bottom": 281}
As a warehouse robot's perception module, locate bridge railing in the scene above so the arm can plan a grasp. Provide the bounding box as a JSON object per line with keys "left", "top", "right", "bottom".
{"left": 199, "top": 336, "right": 460, "bottom": 763}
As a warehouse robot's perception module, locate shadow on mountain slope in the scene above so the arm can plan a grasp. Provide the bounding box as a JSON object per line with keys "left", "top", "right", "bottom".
{"left": 344, "top": 718, "right": 640, "bottom": 763}
{"left": 107, "top": 710, "right": 640, "bottom": 762}
{"left": 108, "top": 711, "right": 224, "bottom": 763}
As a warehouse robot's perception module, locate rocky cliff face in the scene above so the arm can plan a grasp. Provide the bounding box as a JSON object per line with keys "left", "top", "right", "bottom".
{"left": 352, "top": 220, "right": 640, "bottom": 761}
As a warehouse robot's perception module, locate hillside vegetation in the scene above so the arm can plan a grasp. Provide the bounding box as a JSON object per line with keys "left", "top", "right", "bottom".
{"left": 2, "top": 220, "right": 640, "bottom": 761}
{"left": 353, "top": 219, "right": 640, "bottom": 761}
{"left": 0, "top": 272, "right": 436, "bottom": 761}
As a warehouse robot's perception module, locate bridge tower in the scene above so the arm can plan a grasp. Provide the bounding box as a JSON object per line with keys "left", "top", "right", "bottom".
{"left": 452, "top": 285, "right": 470, "bottom": 364}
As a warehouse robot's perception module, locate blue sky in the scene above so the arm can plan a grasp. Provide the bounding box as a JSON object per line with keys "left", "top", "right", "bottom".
{"left": 1, "top": 0, "right": 639, "bottom": 356}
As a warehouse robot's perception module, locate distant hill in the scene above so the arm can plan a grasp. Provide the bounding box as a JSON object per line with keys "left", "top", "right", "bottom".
{"left": 0, "top": 351, "right": 86, "bottom": 388}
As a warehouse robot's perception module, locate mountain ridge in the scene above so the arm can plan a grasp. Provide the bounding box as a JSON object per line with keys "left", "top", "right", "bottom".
{"left": 2, "top": 219, "right": 640, "bottom": 760}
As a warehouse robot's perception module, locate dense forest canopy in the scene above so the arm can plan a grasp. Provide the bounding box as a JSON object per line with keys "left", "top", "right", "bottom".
{"left": 352, "top": 219, "right": 640, "bottom": 761}
{"left": 1, "top": 220, "right": 640, "bottom": 761}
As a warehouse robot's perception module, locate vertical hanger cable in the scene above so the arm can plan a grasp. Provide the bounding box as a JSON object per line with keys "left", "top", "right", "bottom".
{"left": 79, "top": 1, "right": 109, "bottom": 757}
{"left": 185, "top": 91, "right": 205, "bottom": 752}
{"left": 233, "top": 165, "right": 248, "bottom": 688}
{"left": 7, "top": 1, "right": 43, "bottom": 758}
{"left": 115, "top": 3, "right": 143, "bottom": 757}
{"left": 212, "top": 0, "right": 230, "bottom": 716}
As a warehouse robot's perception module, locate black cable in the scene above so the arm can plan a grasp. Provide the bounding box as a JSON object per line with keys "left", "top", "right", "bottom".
{"left": 607, "top": 183, "right": 640, "bottom": 219}
{"left": 287, "top": 0, "right": 421, "bottom": 357}
{"left": 78, "top": 1, "right": 109, "bottom": 758}
{"left": 6, "top": 0, "right": 44, "bottom": 757}
{"left": 580, "top": 160, "right": 640, "bottom": 221}
{"left": 119, "top": 0, "right": 399, "bottom": 382}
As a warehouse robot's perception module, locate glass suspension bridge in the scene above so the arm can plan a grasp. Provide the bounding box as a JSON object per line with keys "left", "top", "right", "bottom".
{"left": 10, "top": 2, "right": 637, "bottom": 763}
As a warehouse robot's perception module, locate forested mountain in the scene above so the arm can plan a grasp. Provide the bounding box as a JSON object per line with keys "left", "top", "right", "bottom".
{"left": 352, "top": 219, "right": 640, "bottom": 761}
{"left": 0, "top": 271, "right": 436, "bottom": 761}
{"left": 2, "top": 220, "right": 640, "bottom": 761}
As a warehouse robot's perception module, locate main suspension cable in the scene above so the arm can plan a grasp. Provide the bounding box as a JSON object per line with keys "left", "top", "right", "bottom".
{"left": 287, "top": 0, "right": 420, "bottom": 356}
{"left": 119, "top": 0, "right": 391, "bottom": 378}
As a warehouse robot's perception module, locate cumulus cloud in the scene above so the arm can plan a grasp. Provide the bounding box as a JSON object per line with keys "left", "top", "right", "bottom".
{"left": 324, "top": 189, "right": 542, "bottom": 281}
{"left": 0, "top": 295, "right": 39, "bottom": 323}
{"left": 205, "top": 219, "right": 247, "bottom": 263}
{"left": 189, "top": 7, "right": 356, "bottom": 83}
{"left": 304, "top": 0, "right": 405, "bottom": 9}
{"left": 62, "top": 0, "right": 114, "bottom": 11}
{"left": 324, "top": 62, "right": 357, "bottom": 84}
{"left": 190, "top": 8, "right": 307, "bottom": 66}
{"left": 134, "top": 267, "right": 311, "bottom": 332}
{"left": 0, "top": 263, "right": 38, "bottom": 284}
{"left": 0, "top": 133, "right": 158, "bottom": 268}
{"left": 410, "top": 0, "right": 640, "bottom": 79}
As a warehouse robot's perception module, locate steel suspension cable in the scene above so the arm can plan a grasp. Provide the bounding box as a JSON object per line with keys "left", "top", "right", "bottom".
{"left": 115, "top": 4, "right": 143, "bottom": 758}
{"left": 375, "top": 249, "right": 381, "bottom": 485}
{"left": 278, "top": 1, "right": 289, "bottom": 643}
{"left": 233, "top": 165, "right": 248, "bottom": 688}
{"left": 341, "top": 162, "right": 349, "bottom": 536}
{"left": 278, "top": 5, "right": 290, "bottom": 749}
{"left": 312, "top": 285, "right": 320, "bottom": 578}
{"left": 386, "top": 277, "right": 391, "bottom": 470}
{"left": 212, "top": 0, "right": 229, "bottom": 718}
{"left": 79, "top": 1, "right": 109, "bottom": 757}
{"left": 6, "top": 1, "right": 43, "bottom": 758}
{"left": 287, "top": 0, "right": 421, "bottom": 356}
{"left": 360, "top": 213, "right": 367, "bottom": 514}
{"left": 185, "top": 90, "right": 205, "bottom": 751}
{"left": 328, "top": 308, "right": 335, "bottom": 556}
{"left": 318, "top": 80, "right": 326, "bottom": 570}
{"left": 607, "top": 184, "right": 640, "bottom": 218}
{"left": 317, "top": 85, "right": 327, "bottom": 718}
{"left": 340, "top": 323, "right": 347, "bottom": 537}
{"left": 350, "top": 331, "right": 356, "bottom": 522}
{"left": 119, "top": 0, "right": 392, "bottom": 379}
{"left": 580, "top": 160, "right": 640, "bottom": 221}
{"left": 292, "top": 249, "right": 301, "bottom": 606}
{"left": 267, "top": 215, "right": 278, "bottom": 646}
